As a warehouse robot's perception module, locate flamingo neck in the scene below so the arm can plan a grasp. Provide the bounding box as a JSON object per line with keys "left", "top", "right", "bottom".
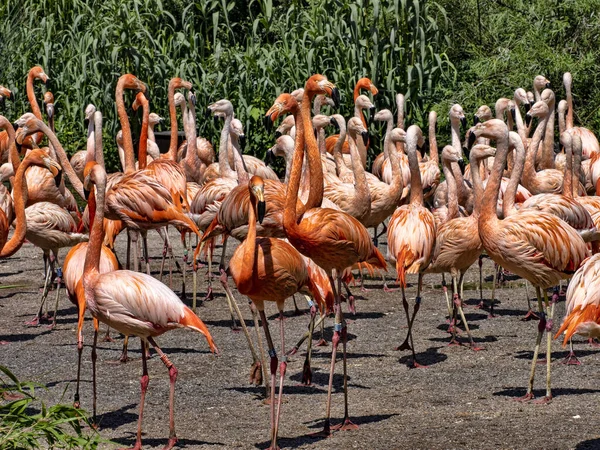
{"left": 348, "top": 131, "right": 370, "bottom": 209}
{"left": 93, "top": 112, "right": 105, "bottom": 169}
{"left": 86, "top": 116, "right": 95, "bottom": 161}
{"left": 451, "top": 162, "right": 465, "bottom": 204}
{"left": 481, "top": 131, "right": 509, "bottom": 223}
{"left": 332, "top": 125, "right": 349, "bottom": 178}
{"left": 183, "top": 102, "right": 200, "bottom": 181}
{"left": 115, "top": 82, "right": 136, "bottom": 173}
{"left": 138, "top": 101, "right": 149, "bottom": 170}
{"left": 513, "top": 100, "right": 528, "bottom": 144}
{"left": 573, "top": 136, "right": 582, "bottom": 198}
{"left": 218, "top": 114, "right": 236, "bottom": 179}
{"left": 25, "top": 72, "right": 43, "bottom": 145}
{"left": 429, "top": 119, "right": 439, "bottom": 165}
{"left": 443, "top": 156, "right": 458, "bottom": 221}
{"left": 284, "top": 104, "right": 304, "bottom": 231}
{"left": 563, "top": 134, "right": 574, "bottom": 200}
{"left": 502, "top": 134, "right": 526, "bottom": 217}
{"left": 231, "top": 136, "right": 249, "bottom": 186}
{"left": 523, "top": 111, "right": 549, "bottom": 188}
{"left": 540, "top": 95, "right": 556, "bottom": 170}
{"left": 566, "top": 80, "right": 574, "bottom": 129}
{"left": 450, "top": 119, "right": 461, "bottom": 154}
{"left": 84, "top": 166, "right": 107, "bottom": 281}
{"left": 301, "top": 90, "right": 323, "bottom": 211}
{"left": 407, "top": 136, "right": 423, "bottom": 206}
{"left": 238, "top": 195, "right": 257, "bottom": 293}
{"left": 167, "top": 83, "right": 178, "bottom": 160}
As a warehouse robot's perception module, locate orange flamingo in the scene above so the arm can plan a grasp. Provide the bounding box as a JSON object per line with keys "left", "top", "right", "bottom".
{"left": 386, "top": 125, "right": 436, "bottom": 367}
{"left": 472, "top": 118, "right": 587, "bottom": 403}
{"left": 82, "top": 161, "right": 217, "bottom": 450}
{"left": 265, "top": 75, "right": 386, "bottom": 436}
{"left": 228, "top": 175, "right": 325, "bottom": 450}
{"left": 70, "top": 104, "right": 97, "bottom": 182}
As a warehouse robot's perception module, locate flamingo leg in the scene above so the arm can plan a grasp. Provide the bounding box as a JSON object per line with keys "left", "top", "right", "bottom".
{"left": 518, "top": 286, "right": 545, "bottom": 402}
{"left": 271, "top": 309, "right": 287, "bottom": 450}
{"left": 220, "top": 271, "right": 261, "bottom": 383}
{"left": 130, "top": 338, "right": 150, "bottom": 450}
{"left": 159, "top": 228, "right": 168, "bottom": 283}
{"left": 218, "top": 236, "right": 228, "bottom": 272}
{"left": 91, "top": 318, "right": 99, "bottom": 425}
{"left": 342, "top": 281, "right": 355, "bottom": 315}
{"left": 331, "top": 276, "right": 358, "bottom": 431}
{"left": 300, "top": 297, "right": 317, "bottom": 385}
{"left": 128, "top": 229, "right": 140, "bottom": 273}
{"left": 28, "top": 253, "right": 54, "bottom": 325}
{"left": 478, "top": 254, "right": 484, "bottom": 308}
{"left": 442, "top": 274, "right": 452, "bottom": 322}
{"left": 396, "top": 285, "right": 411, "bottom": 351}
{"left": 454, "top": 275, "right": 484, "bottom": 351}
{"left": 74, "top": 298, "right": 86, "bottom": 409}
{"left": 560, "top": 339, "right": 581, "bottom": 365}
{"left": 251, "top": 302, "right": 269, "bottom": 395}
{"left": 316, "top": 310, "right": 328, "bottom": 347}
{"left": 219, "top": 270, "right": 240, "bottom": 331}
{"left": 126, "top": 233, "right": 131, "bottom": 270}
{"left": 258, "top": 309, "right": 279, "bottom": 450}
{"left": 147, "top": 337, "right": 178, "bottom": 449}
{"left": 537, "top": 289, "right": 556, "bottom": 403}
{"left": 142, "top": 231, "right": 151, "bottom": 275}
{"left": 522, "top": 280, "right": 539, "bottom": 321}
{"left": 288, "top": 306, "right": 326, "bottom": 356}
{"left": 120, "top": 336, "right": 130, "bottom": 363}
{"left": 102, "top": 325, "right": 114, "bottom": 343}
{"left": 180, "top": 230, "right": 187, "bottom": 298}
{"left": 48, "top": 267, "right": 63, "bottom": 329}
{"left": 399, "top": 275, "right": 425, "bottom": 367}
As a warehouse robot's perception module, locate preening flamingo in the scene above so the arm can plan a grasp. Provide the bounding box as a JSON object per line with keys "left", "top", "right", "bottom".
{"left": 472, "top": 118, "right": 587, "bottom": 403}
{"left": 386, "top": 125, "right": 436, "bottom": 367}
{"left": 82, "top": 161, "right": 217, "bottom": 450}
{"left": 265, "top": 76, "right": 386, "bottom": 436}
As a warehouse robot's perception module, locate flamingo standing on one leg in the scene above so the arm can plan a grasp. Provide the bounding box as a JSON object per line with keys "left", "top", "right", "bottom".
{"left": 82, "top": 161, "right": 217, "bottom": 450}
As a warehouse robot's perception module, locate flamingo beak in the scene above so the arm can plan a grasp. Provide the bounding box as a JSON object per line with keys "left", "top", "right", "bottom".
{"left": 46, "top": 104, "right": 54, "bottom": 120}
{"left": 189, "top": 92, "right": 197, "bottom": 107}
{"left": 264, "top": 114, "right": 274, "bottom": 132}
{"left": 473, "top": 115, "right": 480, "bottom": 125}
{"left": 274, "top": 130, "right": 282, "bottom": 138}
{"left": 361, "top": 131, "right": 369, "bottom": 146}
{"left": 265, "top": 148, "right": 275, "bottom": 166}
{"left": 9, "top": 91, "right": 14, "bottom": 102}
{"left": 510, "top": 108, "right": 516, "bottom": 123}
{"left": 525, "top": 113, "right": 532, "bottom": 127}
{"left": 467, "top": 131, "right": 477, "bottom": 149}
{"left": 329, "top": 117, "right": 339, "bottom": 130}
{"left": 239, "top": 134, "right": 246, "bottom": 150}
{"left": 524, "top": 102, "right": 531, "bottom": 113}
{"left": 331, "top": 87, "right": 340, "bottom": 109}
{"left": 457, "top": 159, "right": 466, "bottom": 174}
{"left": 460, "top": 117, "right": 467, "bottom": 129}
{"left": 545, "top": 82, "right": 551, "bottom": 89}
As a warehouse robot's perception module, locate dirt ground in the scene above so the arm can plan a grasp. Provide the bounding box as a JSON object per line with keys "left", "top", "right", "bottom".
{"left": 1, "top": 228, "right": 600, "bottom": 450}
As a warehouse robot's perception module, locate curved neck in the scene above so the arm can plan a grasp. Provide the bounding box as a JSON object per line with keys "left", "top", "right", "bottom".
{"left": 26, "top": 71, "right": 43, "bottom": 120}
{"left": 429, "top": 118, "right": 438, "bottom": 165}
{"left": 348, "top": 132, "right": 370, "bottom": 203}
{"left": 318, "top": 128, "right": 326, "bottom": 154}
{"left": 566, "top": 80, "right": 574, "bottom": 129}
{"left": 167, "top": 84, "right": 179, "bottom": 160}
{"left": 238, "top": 196, "right": 257, "bottom": 291}
{"left": 563, "top": 136, "right": 574, "bottom": 200}
{"left": 407, "top": 137, "right": 423, "bottom": 206}
{"left": 573, "top": 136, "right": 582, "bottom": 198}
{"left": 443, "top": 157, "right": 458, "bottom": 221}
{"left": 470, "top": 155, "right": 485, "bottom": 217}
{"left": 540, "top": 96, "right": 555, "bottom": 170}
{"left": 231, "top": 137, "right": 249, "bottom": 186}
{"left": 284, "top": 105, "right": 305, "bottom": 229}
{"left": 84, "top": 167, "right": 107, "bottom": 280}
{"left": 86, "top": 116, "right": 95, "bottom": 160}
{"left": 302, "top": 91, "right": 323, "bottom": 211}
{"left": 450, "top": 119, "right": 461, "bottom": 154}
{"left": 513, "top": 101, "right": 527, "bottom": 144}
{"left": 332, "top": 125, "right": 349, "bottom": 177}
{"left": 7, "top": 127, "right": 19, "bottom": 176}
{"left": 93, "top": 112, "right": 105, "bottom": 169}
{"left": 558, "top": 108, "right": 566, "bottom": 134}
{"left": 218, "top": 115, "right": 236, "bottom": 179}
{"left": 523, "top": 111, "right": 549, "bottom": 186}
{"left": 481, "top": 132, "right": 509, "bottom": 223}
{"left": 36, "top": 121, "right": 85, "bottom": 199}
{"left": 0, "top": 139, "right": 29, "bottom": 257}
{"left": 396, "top": 95, "right": 405, "bottom": 129}
{"left": 503, "top": 133, "right": 526, "bottom": 217}
{"left": 451, "top": 162, "right": 465, "bottom": 203}
{"left": 355, "top": 103, "right": 367, "bottom": 130}
{"left": 115, "top": 82, "right": 136, "bottom": 174}
{"left": 148, "top": 121, "right": 157, "bottom": 142}
{"left": 183, "top": 103, "right": 199, "bottom": 174}
{"left": 138, "top": 101, "right": 149, "bottom": 170}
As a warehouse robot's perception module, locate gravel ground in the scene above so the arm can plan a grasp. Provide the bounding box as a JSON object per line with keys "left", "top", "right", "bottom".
{"left": 1, "top": 228, "right": 600, "bottom": 450}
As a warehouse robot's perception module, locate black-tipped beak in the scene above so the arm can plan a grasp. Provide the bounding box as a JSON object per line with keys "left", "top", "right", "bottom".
{"left": 54, "top": 169, "right": 63, "bottom": 188}
{"left": 142, "top": 83, "right": 150, "bottom": 101}
{"left": 257, "top": 201, "right": 266, "bottom": 224}
{"left": 510, "top": 107, "right": 516, "bottom": 122}
{"left": 460, "top": 117, "right": 467, "bottom": 129}
{"left": 368, "top": 106, "right": 375, "bottom": 126}
{"left": 265, "top": 149, "right": 275, "bottom": 166}
{"left": 213, "top": 115, "right": 219, "bottom": 127}
{"left": 239, "top": 134, "right": 246, "bottom": 150}
{"left": 524, "top": 102, "right": 531, "bottom": 113}
{"left": 84, "top": 187, "right": 91, "bottom": 201}
{"left": 44, "top": 78, "right": 51, "bottom": 89}
{"left": 361, "top": 131, "right": 369, "bottom": 146}
{"left": 329, "top": 117, "right": 339, "bottom": 131}
{"left": 525, "top": 113, "right": 532, "bottom": 127}
{"left": 0, "top": 97, "right": 4, "bottom": 109}
{"left": 9, "top": 92, "right": 14, "bottom": 102}
{"left": 46, "top": 104, "right": 54, "bottom": 120}
{"left": 473, "top": 115, "right": 480, "bottom": 125}
{"left": 190, "top": 92, "right": 197, "bottom": 106}
{"left": 555, "top": 143, "right": 563, "bottom": 154}
{"left": 274, "top": 130, "right": 282, "bottom": 139}
{"left": 264, "top": 115, "right": 273, "bottom": 132}
{"left": 545, "top": 82, "right": 551, "bottom": 89}
{"left": 12, "top": 122, "right": 18, "bottom": 131}
{"left": 331, "top": 87, "right": 340, "bottom": 109}
{"left": 313, "top": 128, "right": 318, "bottom": 139}
{"left": 463, "top": 146, "right": 470, "bottom": 160}
{"left": 467, "top": 131, "right": 476, "bottom": 149}
{"left": 205, "top": 108, "right": 212, "bottom": 119}
{"left": 457, "top": 159, "right": 466, "bottom": 174}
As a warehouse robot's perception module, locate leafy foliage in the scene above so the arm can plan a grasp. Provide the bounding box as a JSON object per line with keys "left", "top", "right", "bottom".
{"left": 0, "top": 0, "right": 453, "bottom": 170}
{"left": 0, "top": 365, "right": 102, "bottom": 449}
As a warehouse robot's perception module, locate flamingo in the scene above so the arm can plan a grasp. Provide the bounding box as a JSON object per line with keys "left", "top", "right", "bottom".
{"left": 0, "top": 86, "right": 13, "bottom": 113}
{"left": 70, "top": 104, "right": 97, "bottom": 182}
{"left": 265, "top": 76, "right": 386, "bottom": 435}
{"left": 82, "top": 160, "right": 217, "bottom": 450}
{"left": 228, "top": 175, "right": 324, "bottom": 450}
{"left": 386, "top": 125, "right": 436, "bottom": 367}
{"left": 472, "top": 118, "right": 587, "bottom": 403}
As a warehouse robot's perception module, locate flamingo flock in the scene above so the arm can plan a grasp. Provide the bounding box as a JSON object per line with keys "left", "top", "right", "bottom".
{"left": 3, "top": 65, "right": 600, "bottom": 449}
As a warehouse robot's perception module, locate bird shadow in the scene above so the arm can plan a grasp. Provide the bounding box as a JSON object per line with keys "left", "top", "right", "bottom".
{"left": 202, "top": 318, "right": 247, "bottom": 329}
{"left": 0, "top": 330, "right": 52, "bottom": 343}
{"left": 253, "top": 413, "right": 399, "bottom": 449}
{"left": 575, "top": 438, "right": 600, "bottom": 450}
{"left": 113, "top": 434, "right": 223, "bottom": 448}
{"left": 309, "top": 350, "right": 384, "bottom": 360}
{"left": 494, "top": 386, "right": 600, "bottom": 399}
{"left": 288, "top": 368, "right": 369, "bottom": 391}
{"left": 398, "top": 346, "right": 447, "bottom": 367}
{"left": 514, "top": 349, "right": 600, "bottom": 361}
{"left": 0, "top": 270, "right": 25, "bottom": 278}
{"left": 1, "top": 290, "right": 36, "bottom": 300}
{"left": 95, "top": 403, "right": 139, "bottom": 429}
{"left": 351, "top": 311, "right": 386, "bottom": 320}
{"left": 428, "top": 334, "right": 497, "bottom": 344}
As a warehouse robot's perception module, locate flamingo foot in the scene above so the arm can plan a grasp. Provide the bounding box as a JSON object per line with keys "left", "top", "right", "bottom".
{"left": 287, "top": 346, "right": 298, "bottom": 356}
{"left": 73, "top": 400, "right": 80, "bottom": 409}
{"left": 470, "top": 345, "right": 485, "bottom": 352}
{"left": 409, "top": 360, "right": 428, "bottom": 369}
{"left": 394, "top": 338, "right": 411, "bottom": 351}
{"left": 347, "top": 296, "right": 356, "bottom": 315}
{"left": 102, "top": 335, "right": 115, "bottom": 343}
{"left": 331, "top": 418, "right": 359, "bottom": 431}
{"left": 532, "top": 395, "right": 552, "bottom": 405}
{"left": 300, "top": 360, "right": 312, "bottom": 386}
{"left": 250, "top": 361, "right": 262, "bottom": 386}
{"left": 474, "top": 301, "right": 485, "bottom": 309}
{"left": 515, "top": 393, "right": 534, "bottom": 403}
{"left": 383, "top": 283, "right": 398, "bottom": 292}
{"left": 231, "top": 326, "right": 241, "bottom": 333}
{"left": 560, "top": 352, "right": 581, "bottom": 365}
{"left": 162, "top": 436, "right": 178, "bottom": 450}
{"left": 0, "top": 341, "right": 9, "bottom": 345}
{"left": 267, "top": 445, "right": 281, "bottom": 450}
{"left": 25, "top": 316, "right": 40, "bottom": 326}
{"left": 488, "top": 313, "right": 497, "bottom": 319}
{"left": 536, "top": 358, "right": 547, "bottom": 365}
{"left": 203, "top": 286, "right": 213, "bottom": 302}
{"left": 521, "top": 309, "right": 540, "bottom": 321}
{"left": 47, "top": 319, "right": 57, "bottom": 330}
{"left": 448, "top": 338, "right": 463, "bottom": 347}
{"left": 315, "top": 338, "right": 328, "bottom": 347}
{"left": 308, "top": 421, "right": 332, "bottom": 438}
{"left": 588, "top": 338, "right": 600, "bottom": 348}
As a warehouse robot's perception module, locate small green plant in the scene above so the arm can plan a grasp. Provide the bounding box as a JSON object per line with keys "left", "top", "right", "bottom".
{"left": 0, "top": 365, "right": 103, "bottom": 449}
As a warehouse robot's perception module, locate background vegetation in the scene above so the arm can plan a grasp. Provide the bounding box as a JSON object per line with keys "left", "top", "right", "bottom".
{"left": 0, "top": 0, "right": 599, "bottom": 171}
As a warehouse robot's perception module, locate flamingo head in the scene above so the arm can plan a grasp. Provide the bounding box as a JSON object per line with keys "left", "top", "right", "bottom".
{"left": 149, "top": 112, "right": 164, "bottom": 127}
{"left": 450, "top": 104, "right": 467, "bottom": 129}
{"left": 305, "top": 75, "right": 340, "bottom": 108}
{"left": 348, "top": 117, "right": 368, "bottom": 146}
{"left": 132, "top": 92, "right": 149, "bottom": 112}
{"left": 31, "top": 148, "right": 62, "bottom": 186}
{"left": 469, "top": 118, "right": 508, "bottom": 148}
{"left": 525, "top": 100, "right": 549, "bottom": 127}
{"left": 473, "top": 105, "right": 491, "bottom": 125}
{"left": 14, "top": 113, "right": 43, "bottom": 145}
{"left": 43, "top": 91, "right": 55, "bottom": 120}
{"left": 534, "top": 75, "right": 551, "bottom": 91}
{"left": 169, "top": 77, "right": 193, "bottom": 92}
{"left": 84, "top": 104, "right": 96, "bottom": 126}
{"left": 441, "top": 145, "right": 461, "bottom": 165}
{"left": 118, "top": 74, "right": 148, "bottom": 98}
{"left": 356, "top": 77, "right": 378, "bottom": 96}
{"left": 249, "top": 176, "right": 266, "bottom": 224}
{"left": 265, "top": 93, "right": 297, "bottom": 131}
{"left": 389, "top": 127, "right": 406, "bottom": 144}
{"left": 31, "top": 66, "right": 49, "bottom": 85}
{"left": 374, "top": 108, "right": 393, "bottom": 125}
{"left": 469, "top": 144, "right": 496, "bottom": 164}
{"left": 0, "top": 86, "right": 14, "bottom": 108}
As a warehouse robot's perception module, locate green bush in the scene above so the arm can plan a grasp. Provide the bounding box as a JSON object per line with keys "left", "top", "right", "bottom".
{"left": 0, "top": 0, "right": 453, "bottom": 171}
{"left": 0, "top": 365, "right": 102, "bottom": 449}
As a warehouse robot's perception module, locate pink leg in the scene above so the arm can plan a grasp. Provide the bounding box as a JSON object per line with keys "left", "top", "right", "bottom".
{"left": 258, "top": 310, "right": 280, "bottom": 450}
{"left": 271, "top": 311, "right": 288, "bottom": 450}
{"left": 124, "top": 338, "right": 149, "bottom": 450}
{"left": 147, "top": 337, "right": 178, "bottom": 450}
